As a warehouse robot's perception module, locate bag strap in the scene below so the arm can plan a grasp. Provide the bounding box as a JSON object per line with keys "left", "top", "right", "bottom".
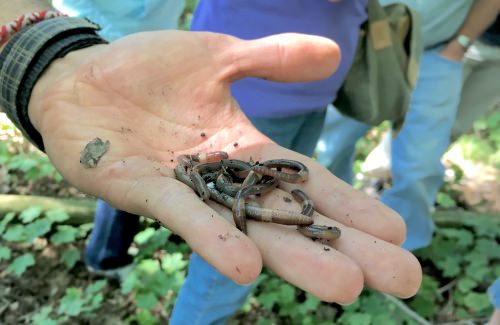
{"left": 367, "top": 0, "right": 387, "bottom": 21}
{"left": 367, "top": 0, "right": 392, "bottom": 50}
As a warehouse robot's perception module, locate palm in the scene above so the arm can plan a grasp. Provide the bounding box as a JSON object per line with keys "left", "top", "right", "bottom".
{"left": 29, "top": 31, "right": 422, "bottom": 303}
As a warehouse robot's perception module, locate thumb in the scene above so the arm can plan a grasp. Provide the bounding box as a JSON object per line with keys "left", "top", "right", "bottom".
{"left": 219, "top": 33, "right": 341, "bottom": 83}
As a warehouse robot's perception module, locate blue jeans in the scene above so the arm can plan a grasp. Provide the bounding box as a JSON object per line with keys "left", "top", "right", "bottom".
{"left": 489, "top": 278, "right": 500, "bottom": 309}
{"left": 317, "top": 48, "right": 463, "bottom": 251}
{"left": 84, "top": 110, "right": 326, "bottom": 323}
{"left": 84, "top": 200, "right": 140, "bottom": 270}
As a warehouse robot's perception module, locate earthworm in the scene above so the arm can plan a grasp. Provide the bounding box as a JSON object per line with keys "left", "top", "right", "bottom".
{"left": 190, "top": 161, "right": 224, "bottom": 201}
{"left": 291, "top": 189, "right": 341, "bottom": 240}
{"left": 232, "top": 176, "right": 278, "bottom": 234}
{"left": 177, "top": 151, "right": 228, "bottom": 167}
{"left": 252, "top": 159, "right": 309, "bottom": 183}
{"left": 174, "top": 152, "right": 325, "bottom": 235}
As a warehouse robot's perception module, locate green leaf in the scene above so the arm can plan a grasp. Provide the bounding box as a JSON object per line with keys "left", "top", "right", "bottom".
{"left": 278, "top": 284, "right": 296, "bottom": 304}
{"left": 0, "top": 245, "right": 12, "bottom": 261}
{"left": 259, "top": 292, "right": 279, "bottom": 310}
{"left": 86, "top": 280, "right": 107, "bottom": 295}
{"left": 45, "top": 209, "right": 70, "bottom": 223}
{"left": 256, "top": 319, "right": 274, "bottom": 325}
{"left": 24, "top": 218, "right": 53, "bottom": 242}
{"left": 464, "top": 251, "right": 489, "bottom": 266}
{"left": 150, "top": 271, "right": 173, "bottom": 297}
{"left": 131, "top": 310, "right": 157, "bottom": 325}
{"left": 161, "top": 252, "right": 187, "bottom": 274}
{"left": 372, "top": 314, "right": 397, "bottom": 325}
{"left": 58, "top": 288, "right": 83, "bottom": 316}
{"left": 50, "top": 225, "right": 78, "bottom": 245}
{"left": 0, "top": 212, "right": 16, "bottom": 235}
{"left": 135, "top": 292, "right": 158, "bottom": 310}
{"left": 135, "top": 228, "right": 171, "bottom": 259}
{"left": 20, "top": 206, "right": 43, "bottom": 223}
{"left": 361, "top": 292, "right": 388, "bottom": 315}
{"left": 299, "top": 294, "right": 320, "bottom": 313}
{"left": 2, "top": 224, "right": 25, "bottom": 242}
{"left": 475, "top": 238, "right": 500, "bottom": 258}
{"left": 464, "top": 216, "right": 500, "bottom": 238}
{"left": 53, "top": 172, "right": 64, "bottom": 183}
{"left": 455, "top": 307, "right": 471, "bottom": 319}
{"left": 457, "top": 277, "right": 477, "bottom": 293}
{"left": 465, "top": 263, "right": 491, "bottom": 282}
{"left": 78, "top": 223, "right": 94, "bottom": 237}
{"left": 134, "top": 227, "right": 156, "bottom": 245}
{"left": 121, "top": 272, "right": 138, "bottom": 294}
{"left": 61, "top": 248, "right": 81, "bottom": 269}
{"left": 463, "top": 292, "right": 491, "bottom": 312}
{"left": 339, "top": 312, "right": 371, "bottom": 325}
{"left": 436, "top": 192, "right": 456, "bottom": 209}
{"left": 341, "top": 297, "right": 361, "bottom": 312}
{"left": 437, "top": 255, "right": 461, "bottom": 277}
{"left": 89, "top": 292, "right": 103, "bottom": 310}
{"left": 494, "top": 264, "right": 500, "bottom": 278}
{"left": 7, "top": 253, "right": 35, "bottom": 276}
{"left": 137, "top": 259, "right": 160, "bottom": 274}
{"left": 439, "top": 228, "right": 474, "bottom": 247}
{"left": 409, "top": 295, "right": 436, "bottom": 319}
{"left": 408, "top": 275, "right": 440, "bottom": 318}
{"left": 31, "top": 306, "right": 57, "bottom": 325}
{"left": 16, "top": 157, "right": 38, "bottom": 172}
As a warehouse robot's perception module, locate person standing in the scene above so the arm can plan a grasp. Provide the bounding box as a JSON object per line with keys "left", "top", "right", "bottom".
{"left": 316, "top": 0, "right": 500, "bottom": 251}
{"left": 170, "top": 1, "right": 370, "bottom": 323}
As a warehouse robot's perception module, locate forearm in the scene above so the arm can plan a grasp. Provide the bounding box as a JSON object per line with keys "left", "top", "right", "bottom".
{"left": 442, "top": 0, "right": 500, "bottom": 60}
{"left": 457, "top": 0, "right": 500, "bottom": 40}
{"left": 0, "top": 1, "right": 54, "bottom": 51}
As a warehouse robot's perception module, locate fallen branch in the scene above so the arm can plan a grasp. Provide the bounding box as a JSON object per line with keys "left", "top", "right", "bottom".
{"left": 0, "top": 194, "right": 96, "bottom": 225}
{"left": 1, "top": 195, "right": 499, "bottom": 226}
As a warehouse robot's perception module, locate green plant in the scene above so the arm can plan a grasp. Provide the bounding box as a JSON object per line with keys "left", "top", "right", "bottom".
{"left": 30, "top": 280, "right": 108, "bottom": 323}
{"left": 120, "top": 226, "right": 189, "bottom": 323}
{"left": 413, "top": 214, "right": 499, "bottom": 322}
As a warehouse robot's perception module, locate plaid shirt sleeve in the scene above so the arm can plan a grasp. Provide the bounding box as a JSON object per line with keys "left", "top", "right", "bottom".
{"left": 0, "top": 17, "right": 103, "bottom": 150}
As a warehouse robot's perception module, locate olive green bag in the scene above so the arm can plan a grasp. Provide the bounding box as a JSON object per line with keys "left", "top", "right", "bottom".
{"left": 334, "top": 0, "right": 422, "bottom": 126}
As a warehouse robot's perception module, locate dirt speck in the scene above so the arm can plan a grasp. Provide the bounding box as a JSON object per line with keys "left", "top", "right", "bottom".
{"left": 283, "top": 196, "right": 292, "bottom": 203}
{"left": 233, "top": 142, "right": 238, "bottom": 147}
{"left": 218, "top": 233, "right": 232, "bottom": 241}
{"left": 323, "top": 247, "right": 331, "bottom": 251}
{"left": 200, "top": 132, "right": 206, "bottom": 137}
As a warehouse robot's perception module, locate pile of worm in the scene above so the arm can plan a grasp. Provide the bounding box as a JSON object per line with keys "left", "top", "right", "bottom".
{"left": 174, "top": 151, "right": 341, "bottom": 240}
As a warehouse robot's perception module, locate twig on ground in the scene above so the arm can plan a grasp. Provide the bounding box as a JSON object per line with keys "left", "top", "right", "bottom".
{"left": 438, "top": 279, "right": 458, "bottom": 295}
{"left": 383, "top": 293, "right": 432, "bottom": 325}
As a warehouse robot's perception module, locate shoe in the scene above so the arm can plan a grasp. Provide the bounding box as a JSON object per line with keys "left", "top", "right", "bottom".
{"left": 86, "top": 263, "right": 134, "bottom": 281}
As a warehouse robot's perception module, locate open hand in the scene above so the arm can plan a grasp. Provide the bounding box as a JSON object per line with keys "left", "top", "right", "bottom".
{"left": 28, "top": 30, "right": 421, "bottom": 303}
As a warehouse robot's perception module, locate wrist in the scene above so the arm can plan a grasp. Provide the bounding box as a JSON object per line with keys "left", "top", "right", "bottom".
{"left": 29, "top": 44, "right": 107, "bottom": 133}
{"left": 0, "top": 16, "right": 106, "bottom": 151}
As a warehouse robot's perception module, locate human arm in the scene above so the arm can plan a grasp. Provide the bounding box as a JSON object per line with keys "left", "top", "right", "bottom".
{"left": 1, "top": 10, "right": 422, "bottom": 302}
{"left": 441, "top": 0, "right": 500, "bottom": 61}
